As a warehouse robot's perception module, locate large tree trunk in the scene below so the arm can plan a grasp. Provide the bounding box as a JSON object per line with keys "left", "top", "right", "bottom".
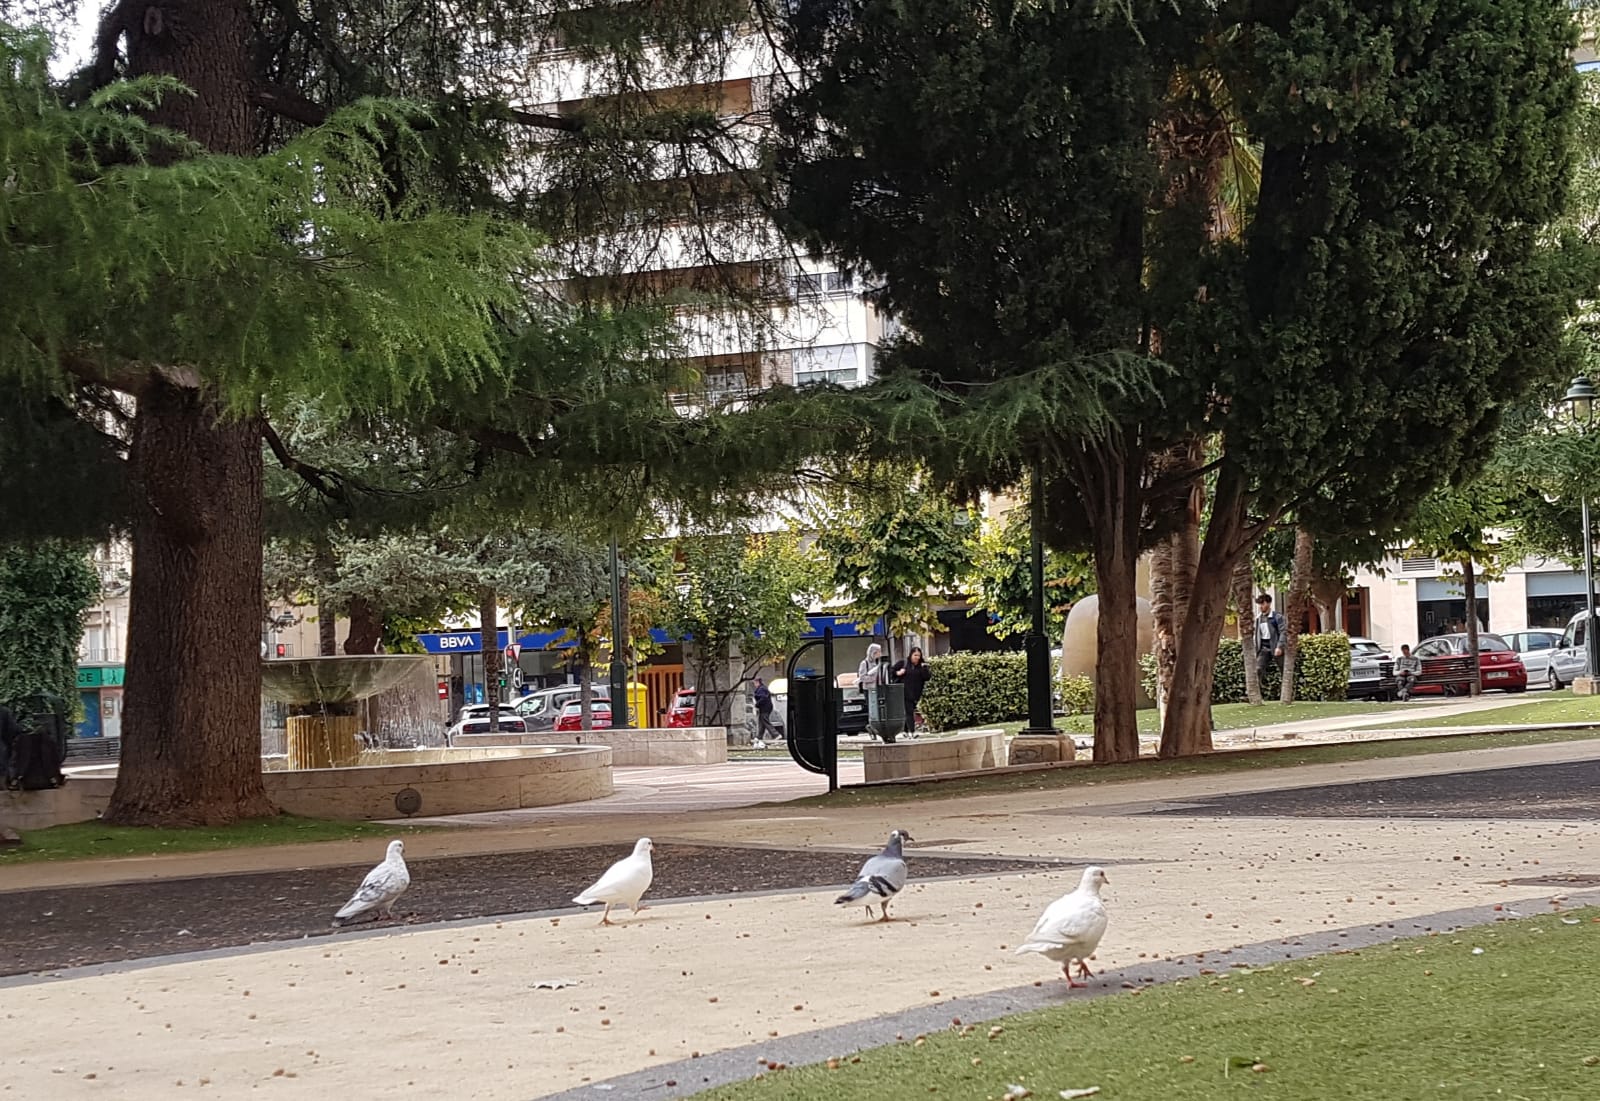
{"left": 1148, "top": 440, "right": 1204, "bottom": 712}
{"left": 1280, "top": 527, "right": 1315, "bottom": 704}
{"left": 343, "top": 598, "right": 383, "bottom": 655}
{"left": 1086, "top": 451, "right": 1143, "bottom": 763}
{"left": 1232, "top": 555, "right": 1264, "bottom": 705}
{"left": 1463, "top": 558, "right": 1482, "bottom": 696}
{"left": 107, "top": 381, "right": 275, "bottom": 825}
{"left": 105, "top": 0, "right": 274, "bottom": 826}
{"left": 481, "top": 587, "right": 501, "bottom": 732}
{"left": 577, "top": 642, "right": 595, "bottom": 730}
{"left": 1161, "top": 469, "right": 1253, "bottom": 757}
{"left": 316, "top": 603, "right": 337, "bottom": 656}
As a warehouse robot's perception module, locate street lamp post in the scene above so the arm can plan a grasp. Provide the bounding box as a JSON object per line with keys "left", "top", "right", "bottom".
{"left": 1560, "top": 376, "right": 1599, "bottom": 681}
{"left": 1020, "top": 467, "right": 1056, "bottom": 736}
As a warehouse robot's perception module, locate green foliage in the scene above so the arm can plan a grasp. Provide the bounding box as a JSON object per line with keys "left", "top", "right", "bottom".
{"left": 1057, "top": 673, "right": 1095, "bottom": 717}
{"left": 810, "top": 469, "right": 976, "bottom": 638}
{"left": 962, "top": 509, "right": 1095, "bottom": 639}
{"left": 1, "top": 24, "right": 536, "bottom": 417}
{"left": 1296, "top": 634, "right": 1353, "bottom": 703}
{"left": 1202, "top": 635, "right": 1350, "bottom": 704}
{"left": 917, "top": 652, "right": 1029, "bottom": 732}
{"left": 0, "top": 543, "right": 98, "bottom": 711}
{"left": 656, "top": 529, "right": 825, "bottom": 672}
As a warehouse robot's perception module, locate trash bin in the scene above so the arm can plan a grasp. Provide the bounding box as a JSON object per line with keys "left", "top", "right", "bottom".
{"left": 868, "top": 682, "right": 906, "bottom": 743}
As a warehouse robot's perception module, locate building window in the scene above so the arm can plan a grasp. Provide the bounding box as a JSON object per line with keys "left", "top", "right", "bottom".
{"left": 793, "top": 345, "right": 859, "bottom": 387}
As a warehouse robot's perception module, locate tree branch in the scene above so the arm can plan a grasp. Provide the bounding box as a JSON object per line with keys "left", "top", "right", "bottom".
{"left": 504, "top": 106, "right": 584, "bottom": 133}
{"left": 260, "top": 416, "right": 349, "bottom": 503}
{"left": 253, "top": 83, "right": 329, "bottom": 127}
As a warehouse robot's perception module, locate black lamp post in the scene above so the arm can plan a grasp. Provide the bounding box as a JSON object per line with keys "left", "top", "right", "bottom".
{"left": 1560, "top": 375, "right": 1599, "bottom": 680}
{"left": 1021, "top": 465, "right": 1058, "bottom": 735}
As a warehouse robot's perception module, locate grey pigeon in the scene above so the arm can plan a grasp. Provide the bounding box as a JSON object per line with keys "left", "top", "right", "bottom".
{"left": 333, "top": 839, "right": 410, "bottom": 926}
{"left": 835, "top": 829, "right": 913, "bottom": 921}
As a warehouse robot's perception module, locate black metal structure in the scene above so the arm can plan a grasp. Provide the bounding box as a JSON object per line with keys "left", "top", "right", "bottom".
{"left": 784, "top": 628, "right": 839, "bottom": 792}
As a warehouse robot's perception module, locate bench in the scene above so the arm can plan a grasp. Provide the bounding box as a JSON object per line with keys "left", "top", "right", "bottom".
{"left": 1407, "top": 655, "right": 1477, "bottom": 696}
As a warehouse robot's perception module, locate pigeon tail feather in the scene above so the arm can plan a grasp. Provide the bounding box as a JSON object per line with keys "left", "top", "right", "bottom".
{"left": 835, "top": 880, "right": 871, "bottom": 904}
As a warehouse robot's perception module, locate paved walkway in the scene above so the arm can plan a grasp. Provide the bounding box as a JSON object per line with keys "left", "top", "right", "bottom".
{"left": 4, "top": 734, "right": 1600, "bottom": 1099}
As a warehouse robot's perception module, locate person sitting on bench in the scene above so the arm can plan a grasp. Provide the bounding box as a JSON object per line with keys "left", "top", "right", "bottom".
{"left": 1395, "top": 645, "right": 1422, "bottom": 700}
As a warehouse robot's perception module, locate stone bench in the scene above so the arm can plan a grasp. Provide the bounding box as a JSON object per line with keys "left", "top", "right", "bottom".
{"left": 453, "top": 725, "right": 728, "bottom": 767}
{"left": 862, "top": 729, "right": 1008, "bottom": 783}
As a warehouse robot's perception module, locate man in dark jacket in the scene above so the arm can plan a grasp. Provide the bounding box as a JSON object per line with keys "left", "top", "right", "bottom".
{"left": 752, "top": 678, "right": 777, "bottom": 741}
{"left": 1254, "top": 594, "right": 1286, "bottom": 681}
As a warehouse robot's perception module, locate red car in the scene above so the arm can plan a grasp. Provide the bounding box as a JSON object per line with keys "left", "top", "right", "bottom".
{"left": 665, "top": 688, "right": 696, "bottom": 728}
{"left": 552, "top": 701, "right": 613, "bottom": 731}
{"left": 1410, "top": 632, "right": 1528, "bottom": 694}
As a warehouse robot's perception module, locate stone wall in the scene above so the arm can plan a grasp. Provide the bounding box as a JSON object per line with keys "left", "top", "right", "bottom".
{"left": 0, "top": 776, "right": 116, "bottom": 830}
{"left": 861, "top": 729, "right": 1009, "bottom": 783}
{"left": 453, "top": 726, "right": 729, "bottom": 766}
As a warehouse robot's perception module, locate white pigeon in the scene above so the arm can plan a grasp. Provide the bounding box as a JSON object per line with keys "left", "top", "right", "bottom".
{"left": 332, "top": 839, "right": 411, "bottom": 926}
{"left": 835, "top": 828, "right": 913, "bottom": 922}
{"left": 1014, "top": 866, "right": 1110, "bottom": 987}
{"left": 573, "top": 837, "right": 654, "bottom": 925}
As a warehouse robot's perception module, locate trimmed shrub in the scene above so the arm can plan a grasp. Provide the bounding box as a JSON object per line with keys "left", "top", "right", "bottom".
{"left": 1141, "top": 632, "right": 1352, "bottom": 705}
{"left": 1293, "top": 633, "right": 1351, "bottom": 701}
{"left": 919, "top": 652, "right": 1028, "bottom": 731}
{"left": 1058, "top": 673, "right": 1094, "bottom": 716}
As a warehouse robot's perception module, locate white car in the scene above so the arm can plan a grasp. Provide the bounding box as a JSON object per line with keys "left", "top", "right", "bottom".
{"left": 1501, "top": 628, "right": 1564, "bottom": 686}
{"left": 1347, "top": 637, "right": 1395, "bottom": 700}
{"left": 445, "top": 712, "right": 527, "bottom": 744}
{"left": 1546, "top": 612, "right": 1597, "bottom": 688}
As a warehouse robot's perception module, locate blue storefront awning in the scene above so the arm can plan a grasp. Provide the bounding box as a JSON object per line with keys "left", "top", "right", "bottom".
{"left": 419, "top": 614, "right": 884, "bottom": 654}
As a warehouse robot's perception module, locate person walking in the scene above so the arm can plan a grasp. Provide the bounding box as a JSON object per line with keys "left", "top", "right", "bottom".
{"left": 1254, "top": 593, "right": 1285, "bottom": 682}
{"left": 891, "top": 646, "right": 931, "bottom": 735}
{"left": 752, "top": 677, "right": 777, "bottom": 741}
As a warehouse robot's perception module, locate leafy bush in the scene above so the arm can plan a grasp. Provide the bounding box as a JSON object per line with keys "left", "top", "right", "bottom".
{"left": 1294, "top": 632, "right": 1352, "bottom": 701}
{"left": 919, "top": 652, "right": 1028, "bottom": 731}
{"left": 1057, "top": 673, "right": 1094, "bottom": 716}
{"left": 1143, "top": 633, "right": 1351, "bottom": 705}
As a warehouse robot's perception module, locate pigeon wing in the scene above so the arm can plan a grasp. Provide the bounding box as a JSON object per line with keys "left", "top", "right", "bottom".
{"left": 856, "top": 852, "right": 908, "bottom": 894}
{"left": 335, "top": 861, "right": 409, "bottom": 920}
{"left": 1023, "top": 893, "right": 1107, "bottom": 953}
{"left": 574, "top": 853, "right": 652, "bottom": 904}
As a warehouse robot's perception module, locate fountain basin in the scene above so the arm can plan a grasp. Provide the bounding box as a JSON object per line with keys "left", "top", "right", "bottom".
{"left": 48, "top": 745, "right": 612, "bottom": 827}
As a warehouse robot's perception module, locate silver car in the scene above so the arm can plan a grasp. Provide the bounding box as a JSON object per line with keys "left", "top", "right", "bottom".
{"left": 1501, "top": 629, "right": 1563, "bottom": 686}
{"left": 1347, "top": 637, "right": 1395, "bottom": 700}
{"left": 1545, "top": 612, "right": 1596, "bottom": 688}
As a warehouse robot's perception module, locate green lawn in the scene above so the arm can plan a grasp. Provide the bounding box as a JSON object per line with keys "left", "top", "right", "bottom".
{"left": 793, "top": 725, "right": 1600, "bottom": 806}
{"left": 0, "top": 815, "right": 434, "bottom": 864}
{"left": 693, "top": 910, "right": 1600, "bottom": 1100}
{"left": 1383, "top": 691, "right": 1600, "bottom": 730}
{"left": 1056, "top": 698, "right": 1417, "bottom": 736}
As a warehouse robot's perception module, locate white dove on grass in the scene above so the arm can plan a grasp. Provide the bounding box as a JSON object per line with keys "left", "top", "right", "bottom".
{"left": 835, "top": 829, "right": 913, "bottom": 922}
{"left": 332, "top": 839, "right": 410, "bottom": 926}
{"left": 1014, "top": 866, "right": 1109, "bottom": 988}
{"left": 573, "top": 837, "right": 654, "bottom": 925}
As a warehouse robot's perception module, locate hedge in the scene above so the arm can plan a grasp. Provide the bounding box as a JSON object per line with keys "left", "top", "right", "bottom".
{"left": 917, "top": 652, "right": 1097, "bottom": 731}
{"left": 1141, "top": 633, "right": 1352, "bottom": 704}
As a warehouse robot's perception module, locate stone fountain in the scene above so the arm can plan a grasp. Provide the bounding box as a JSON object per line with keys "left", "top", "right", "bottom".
{"left": 260, "top": 655, "right": 440, "bottom": 769}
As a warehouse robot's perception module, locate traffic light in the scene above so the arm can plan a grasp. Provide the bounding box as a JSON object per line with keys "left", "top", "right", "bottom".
{"left": 275, "top": 643, "right": 286, "bottom": 658}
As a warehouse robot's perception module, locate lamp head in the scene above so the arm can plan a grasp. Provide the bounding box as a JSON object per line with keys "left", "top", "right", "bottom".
{"left": 1564, "top": 375, "right": 1597, "bottom": 425}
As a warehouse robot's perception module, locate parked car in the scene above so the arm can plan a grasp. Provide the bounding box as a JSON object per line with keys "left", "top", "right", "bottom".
{"left": 1411, "top": 632, "right": 1528, "bottom": 694}
{"left": 1501, "top": 628, "right": 1564, "bottom": 686}
{"left": 665, "top": 687, "right": 696, "bottom": 727}
{"left": 552, "top": 700, "right": 614, "bottom": 732}
{"left": 1346, "top": 637, "right": 1396, "bottom": 700}
{"left": 517, "top": 684, "right": 610, "bottom": 731}
{"left": 1546, "top": 611, "right": 1598, "bottom": 688}
{"left": 445, "top": 713, "right": 528, "bottom": 744}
